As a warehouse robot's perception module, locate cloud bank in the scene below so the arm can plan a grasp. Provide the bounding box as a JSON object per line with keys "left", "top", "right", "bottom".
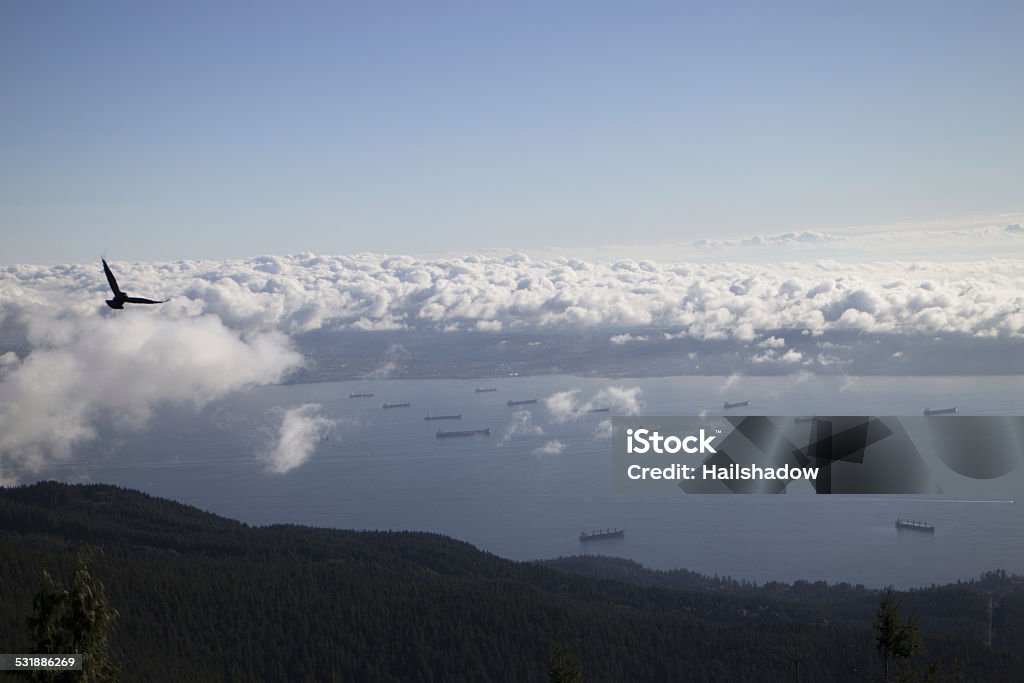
{"left": 2, "top": 241, "right": 1023, "bottom": 480}
{"left": 5, "top": 253, "right": 1022, "bottom": 341}
{"left": 685, "top": 220, "right": 1024, "bottom": 260}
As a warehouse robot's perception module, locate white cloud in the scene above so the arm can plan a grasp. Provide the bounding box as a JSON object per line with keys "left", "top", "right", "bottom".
{"left": 609, "top": 333, "right": 648, "bottom": 345}
{"left": 545, "top": 386, "right": 644, "bottom": 423}
{"left": 261, "top": 403, "right": 334, "bottom": 474}
{"left": 544, "top": 390, "right": 582, "bottom": 423}
{"left": 687, "top": 218, "right": 1024, "bottom": 261}
{"left": 534, "top": 440, "right": 565, "bottom": 456}
{"left": 2, "top": 246, "right": 1024, "bottom": 480}
{"left": 590, "top": 386, "right": 644, "bottom": 416}
{"left": 0, "top": 313, "right": 301, "bottom": 476}
{"left": 3, "top": 254, "right": 1024, "bottom": 341}
{"left": 501, "top": 409, "right": 544, "bottom": 442}
{"left": 694, "top": 231, "right": 846, "bottom": 249}
{"left": 719, "top": 373, "right": 743, "bottom": 394}
{"left": 364, "top": 344, "right": 409, "bottom": 379}
{"left": 779, "top": 349, "right": 803, "bottom": 364}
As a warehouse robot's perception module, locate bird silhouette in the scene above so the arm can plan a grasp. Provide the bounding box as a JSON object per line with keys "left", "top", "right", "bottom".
{"left": 102, "top": 259, "right": 165, "bottom": 309}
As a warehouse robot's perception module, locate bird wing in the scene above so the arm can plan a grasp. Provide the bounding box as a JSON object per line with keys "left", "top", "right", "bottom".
{"left": 124, "top": 296, "right": 165, "bottom": 305}
{"left": 102, "top": 259, "right": 122, "bottom": 296}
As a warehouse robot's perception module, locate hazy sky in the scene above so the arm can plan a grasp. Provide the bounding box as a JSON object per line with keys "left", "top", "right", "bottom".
{"left": 2, "top": 1, "right": 1022, "bottom": 264}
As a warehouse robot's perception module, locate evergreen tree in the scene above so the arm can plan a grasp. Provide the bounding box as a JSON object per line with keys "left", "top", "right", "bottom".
{"left": 548, "top": 643, "right": 582, "bottom": 683}
{"left": 25, "top": 548, "right": 119, "bottom": 682}
{"left": 874, "top": 586, "right": 921, "bottom": 682}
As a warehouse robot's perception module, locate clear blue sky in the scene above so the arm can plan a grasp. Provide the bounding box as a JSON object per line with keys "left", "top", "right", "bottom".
{"left": 2, "top": 1, "right": 1022, "bottom": 264}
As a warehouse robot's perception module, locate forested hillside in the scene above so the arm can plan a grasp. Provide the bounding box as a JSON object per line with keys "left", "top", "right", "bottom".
{"left": 1, "top": 482, "right": 1021, "bottom": 682}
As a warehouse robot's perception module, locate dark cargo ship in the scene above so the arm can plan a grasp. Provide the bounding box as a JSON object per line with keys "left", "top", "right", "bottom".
{"left": 425, "top": 414, "right": 462, "bottom": 421}
{"left": 723, "top": 401, "right": 750, "bottom": 409}
{"left": 507, "top": 399, "right": 538, "bottom": 406}
{"left": 924, "top": 407, "right": 957, "bottom": 416}
{"left": 349, "top": 392, "right": 374, "bottom": 398}
{"left": 383, "top": 402, "right": 411, "bottom": 409}
{"left": 579, "top": 528, "right": 625, "bottom": 542}
{"left": 896, "top": 519, "right": 935, "bottom": 533}
{"left": 436, "top": 428, "right": 490, "bottom": 438}
{"left": 475, "top": 387, "right": 498, "bottom": 393}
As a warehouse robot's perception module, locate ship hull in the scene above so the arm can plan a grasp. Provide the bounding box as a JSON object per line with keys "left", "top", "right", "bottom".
{"left": 579, "top": 529, "right": 625, "bottom": 541}
{"left": 436, "top": 429, "right": 490, "bottom": 438}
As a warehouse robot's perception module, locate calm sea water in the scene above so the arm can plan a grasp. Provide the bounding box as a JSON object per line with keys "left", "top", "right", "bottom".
{"left": 42, "top": 375, "right": 1024, "bottom": 588}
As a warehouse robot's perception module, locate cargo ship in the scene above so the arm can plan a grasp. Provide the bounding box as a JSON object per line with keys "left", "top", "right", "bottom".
{"left": 436, "top": 428, "right": 490, "bottom": 438}
{"left": 924, "top": 407, "right": 957, "bottom": 416}
{"left": 586, "top": 407, "right": 610, "bottom": 413}
{"left": 579, "top": 528, "right": 625, "bottom": 542}
{"left": 349, "top": 392, "right": 374, "bottom": 398}
{"left": 724, "top": 401, "right": 750, "bottom": 409}
{"left": 383, "top": 402, "right": 411, "bottom": 409}
{"left": 896, "top": 519, "right": 935, "bottom": 533}
{"left": 475, "top": 387, "right": 498, "bottom": 393}
{"left": 424, "top": 414, "right": 462, "bottom": 421}
{"left": 507, "top": 399, "right": 538, "bottom": 406}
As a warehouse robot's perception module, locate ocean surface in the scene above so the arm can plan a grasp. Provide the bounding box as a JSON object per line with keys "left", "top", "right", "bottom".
{"left": 38, "top": 374, "right": 1024, "bottom": 589}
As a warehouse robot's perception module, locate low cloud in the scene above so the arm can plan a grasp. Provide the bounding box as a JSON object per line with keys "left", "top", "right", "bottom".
{"left": 609, "top": 333, "right": 647, "bottom": 345}
{"left": 719, "top": 373, "right": 743, "bottom": 394}
{"left": 591, "top": 386, "right": 644, "bottom": 415}
{"left": 545, "top": 390, "right": 582, "bottom": 423}
{"left": 364, "top": 343, "right": 409, "bottom": 379}
{"left": 534, "top": 440, "right": 565, "bottom": 456}
{"left": 501, "top": 409, "right": 544, "bottom": 443}
{"left": 545, "top": 386, "right": 644, "bottom": 423}
{"left": 752, "top": 348, "right": 803, "bottom": 364}
{"left": 262, "top": 403, "right": 334, "bottom": 474}
{"left": 0, "top": 313, "right": 301, "bottom": 478}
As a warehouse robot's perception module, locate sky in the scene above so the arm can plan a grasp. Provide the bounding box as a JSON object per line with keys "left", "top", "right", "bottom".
{"left": 2, "top": 1, "right": 1023, "bottom": 265}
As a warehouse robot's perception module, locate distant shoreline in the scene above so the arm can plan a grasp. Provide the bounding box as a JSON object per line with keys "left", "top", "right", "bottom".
{"left": 279, "top": 368, "right": 1024, "bottom": 386}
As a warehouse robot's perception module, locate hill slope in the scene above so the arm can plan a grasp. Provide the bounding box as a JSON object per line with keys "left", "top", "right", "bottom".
{"left": 1, "top": 482, "right": 1021, "bottom": 682}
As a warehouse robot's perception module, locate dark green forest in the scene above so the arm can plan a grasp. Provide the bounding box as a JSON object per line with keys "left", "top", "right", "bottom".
{"left": 1, "top": 482, "right": 1022, "bottom": 681}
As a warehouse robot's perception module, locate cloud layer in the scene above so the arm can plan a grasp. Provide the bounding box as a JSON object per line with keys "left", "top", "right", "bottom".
{"left": 4, "top": 252, "right": 1023, "bottom": 341}
{"left": 2, "top": 242, "right": 1023, "bottom": 480}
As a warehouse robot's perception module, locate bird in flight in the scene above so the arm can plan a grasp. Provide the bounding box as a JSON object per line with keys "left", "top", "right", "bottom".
{"left": 102, "top": 259, "right": 165, "bottom": 309}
